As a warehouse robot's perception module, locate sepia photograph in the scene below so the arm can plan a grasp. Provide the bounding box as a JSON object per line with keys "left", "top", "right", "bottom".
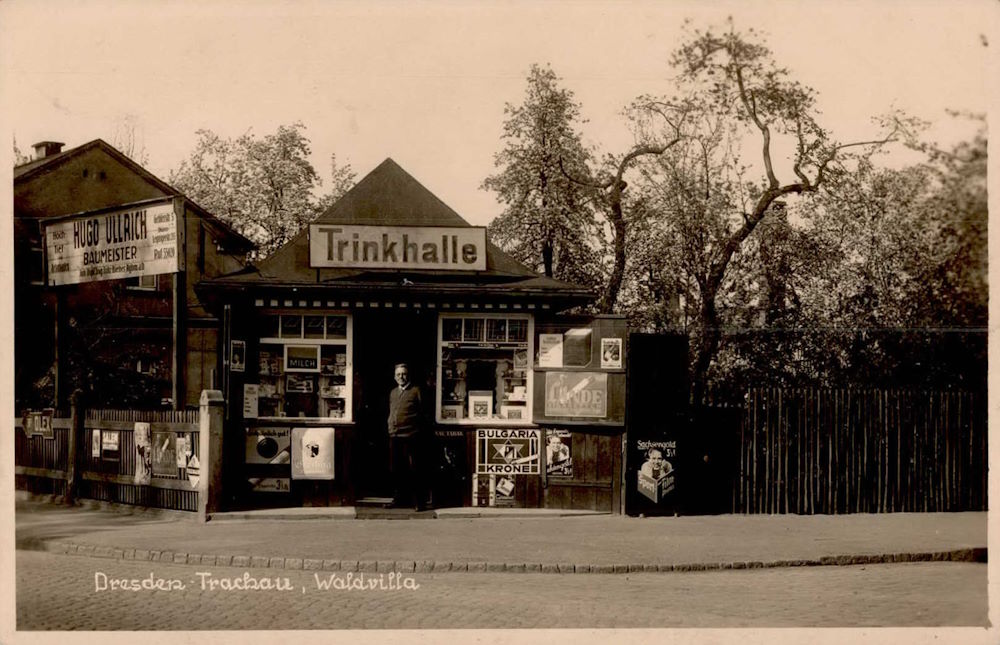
{"left": 2, "top": 1, "right": 994, "bottom": 643}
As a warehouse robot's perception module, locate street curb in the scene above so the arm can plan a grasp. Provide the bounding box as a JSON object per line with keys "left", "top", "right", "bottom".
{"left": 26, "top": 540, "right": 987, "bottom": 574}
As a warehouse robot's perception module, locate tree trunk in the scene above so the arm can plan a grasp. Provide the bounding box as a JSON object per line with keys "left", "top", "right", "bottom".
{"left": 542, "top": 240, "right": 554, "bottom": 278}
{"left": 598, "top": 182, "right": 627, "bottom": 313}
{"left": 690, "top": 283, "right": 721, "bottom": 405}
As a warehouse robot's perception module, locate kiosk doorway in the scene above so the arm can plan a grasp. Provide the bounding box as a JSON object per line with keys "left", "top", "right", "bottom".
{"left": 352, "top": 309, "right": 437, "bottom": 500}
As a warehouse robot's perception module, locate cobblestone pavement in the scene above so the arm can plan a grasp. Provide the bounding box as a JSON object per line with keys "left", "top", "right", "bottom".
{"left": 15, "top": 551, "right": 988, "bottom": 630}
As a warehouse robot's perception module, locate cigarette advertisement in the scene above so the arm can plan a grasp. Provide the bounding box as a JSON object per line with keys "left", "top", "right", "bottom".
{"left": 475, "top": 428, "right": 540, "bottom": 475}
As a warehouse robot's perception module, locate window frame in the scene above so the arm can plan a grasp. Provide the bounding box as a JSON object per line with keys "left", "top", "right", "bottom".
{"left": 256, "top": 311, "right": 354, "bottom": 422}
{"left": 435, "top": 312, "right": 534, "bottom": 426}
{"left": 125, "top": 274, "right": 159, "bottom": 291}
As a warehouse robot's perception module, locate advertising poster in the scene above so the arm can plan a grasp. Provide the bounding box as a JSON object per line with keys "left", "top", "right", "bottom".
{"left": 635, "top": 438, "right": 677, "bottom": 505}
{"left": 545, "top": 430, "right": 573, "bottom": 477}
{"left": 91, "top": 431, "right": 101, "bottom": 459}
{"left": 600, "top": 338, "right": 623, "bottom": 369}
{"left": 230, "top": 340, "right": 246, "bottom": 373}
{"left": 537, "top": 333, "right": 563, "bottom": 367}
{"left": 101, "top": 430, "right": 120, "bottom": 459}
{"left": 494, "top": 476, "right": 516, "bottom": 507}
{"left": 243, "top": 383, "right": 260, "bottom": 419}
{"left": 133, "top": 422, "right": 152, "bottom": 485}
{"left": 544, "top": 372, "right": 608, "bottom": 418}
{"left": 151, "top": 430, "right": 177, "bottom": 477}
{"left": 36, "top": 409, "right": 54, "bottom": 439}
{"left": 175, "top": 435, "right": 189, "bottom": 468}
{"left": 245, "top": 427, "right": 291, "bottom": 465}
{"left": 475, "top": 428, "right": 540, "bottom": 475}
{"left": 472, "top": 474, "right": 495, "bottom": 507}
{"left": 186, "top": 454, "right": 200, "bottom": 489}
{"left": 291, "top": 426, "right": 335, "bottom": 480}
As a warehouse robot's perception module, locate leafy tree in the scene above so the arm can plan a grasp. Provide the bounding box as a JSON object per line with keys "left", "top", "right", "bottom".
{"left": 628, "top": 21, "right": 912, "bottom": 402}
{"left": 482, "top": 65, "right": 604, "bottom": 289}
{"left": 170, "top": 123, "right": 354, "bottom": 258}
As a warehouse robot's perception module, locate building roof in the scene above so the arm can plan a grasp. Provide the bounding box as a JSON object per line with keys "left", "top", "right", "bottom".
{"left": 14, "top": 139, "right": 255, "bottom": 252}
{"left": 202, "top": 158, "right": 594, "bottom": 307}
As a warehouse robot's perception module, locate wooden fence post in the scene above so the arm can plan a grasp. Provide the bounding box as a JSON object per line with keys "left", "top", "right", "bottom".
{"left": 66, "top": 389, "right": 84, "bottom": 504}
{"left": 199, "top": 390, "right": 225, "bottom": 522}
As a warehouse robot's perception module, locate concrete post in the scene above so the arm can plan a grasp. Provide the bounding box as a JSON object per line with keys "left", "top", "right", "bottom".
{"left": 66, "top": 389, "right": 84, "bottom": 504}
{"left": 199, "top": 389, "right": 225, "bottom": 522}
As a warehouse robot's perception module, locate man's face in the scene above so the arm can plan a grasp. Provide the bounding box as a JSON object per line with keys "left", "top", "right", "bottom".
{"left": 648, "top": 450, "right": 664, "bottom": 469}
{"left": 394, "top": 367, "right": 409, "bottom": 388}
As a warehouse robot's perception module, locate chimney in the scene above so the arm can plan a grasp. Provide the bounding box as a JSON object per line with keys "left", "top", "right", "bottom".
{"left": 32, "top": 141, "right": 65, "bottom": 159}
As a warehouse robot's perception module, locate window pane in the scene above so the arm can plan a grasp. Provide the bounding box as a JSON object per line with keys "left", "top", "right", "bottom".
{"left": 508, "top": 319, "right": 527, "bottom": 342}
{"left": 280, "top": 315, "right": 302, "bottom": 338}
{"left": 486, "top": 318, "right": 507, "bottom": 342}
{"left": 463, "top": 318, "right": 484, "bottom": 342}
{"left": 304, "top": 315, "right": 325, "bottom": 339}
{"left": 442, "top": 318, "right": 463, "bottom": 342}
{"left": 326, "top": 315, "right": 347, "bottom": 339}
{"left": 257, "top": 315, "right": 280, "bottom": 339}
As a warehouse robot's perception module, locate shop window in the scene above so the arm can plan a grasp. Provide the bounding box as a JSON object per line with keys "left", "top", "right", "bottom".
{"left": 437, "top": 314, "right": 532, "bottom": 424}
{"left": 255, "top": 313, "right": 352, "bottom": 420}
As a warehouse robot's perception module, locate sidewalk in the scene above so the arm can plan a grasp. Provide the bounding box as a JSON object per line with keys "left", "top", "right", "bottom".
{"left": 14, "top": 496, "right": 987, "bottom": 574}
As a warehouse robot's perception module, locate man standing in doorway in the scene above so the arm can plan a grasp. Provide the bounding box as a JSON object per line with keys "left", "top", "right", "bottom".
{"left": 387, "top": 363, "right": 428, "bottom": 510}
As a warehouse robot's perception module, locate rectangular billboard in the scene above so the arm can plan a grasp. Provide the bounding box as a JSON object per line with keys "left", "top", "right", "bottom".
{"left": 309, "top": 225, "right": 487, "bottom": 271}
{"left": 44, "top": 199, "right": 182, "bottom": 286}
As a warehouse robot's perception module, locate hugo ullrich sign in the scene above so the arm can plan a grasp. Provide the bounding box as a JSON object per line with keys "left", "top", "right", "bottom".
{"left": 309, "top": 225, "right": 487, "bottom": 271}
{"left": 44, "top": 198, "right": 182, "bottom": 286}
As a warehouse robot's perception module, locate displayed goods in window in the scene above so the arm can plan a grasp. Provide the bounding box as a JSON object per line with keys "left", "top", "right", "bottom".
{"left": 439, "top": 315, "right": 530, "bottom": 422}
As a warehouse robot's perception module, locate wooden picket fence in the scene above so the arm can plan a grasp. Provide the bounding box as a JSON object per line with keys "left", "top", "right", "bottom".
{"left": 15, "top": 405, "right": 201, "bottom": 511}
{"left": 735, "top": 388, "right": 986, "bottom": 514}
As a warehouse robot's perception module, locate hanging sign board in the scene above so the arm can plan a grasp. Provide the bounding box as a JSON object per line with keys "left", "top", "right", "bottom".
{"left": 291, "top": 427, "right": 336, "bottom": 479}
{"left": 44, "top": 199, "right": 182, "bottom": 286}
{"left": 544, "top": 372, "right": 608, "bottom": 418}
{"left": 475, "top": 429, "right": 540, "bottom": 475}
{"left": 309, "top": 225, "right": 487, "bottom": 271}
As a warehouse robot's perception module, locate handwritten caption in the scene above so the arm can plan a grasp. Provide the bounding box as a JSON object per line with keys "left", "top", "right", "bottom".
{"left": 94, "top": 571, "right": 421, "bottom": 593}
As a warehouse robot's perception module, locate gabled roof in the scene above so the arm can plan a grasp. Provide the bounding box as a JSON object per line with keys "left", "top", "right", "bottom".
{"left": 204, "top": 158, "right": 594, "bottom": 306}
{"left": 14, "top": 139, "right": 255, "bottom": 252}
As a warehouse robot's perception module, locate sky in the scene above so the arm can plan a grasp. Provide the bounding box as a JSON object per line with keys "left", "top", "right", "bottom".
{"left": 1, "top": 0, "right": 995, "bottom": 226}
